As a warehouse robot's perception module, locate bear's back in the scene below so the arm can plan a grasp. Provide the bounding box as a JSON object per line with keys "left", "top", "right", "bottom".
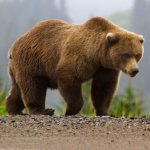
{"left": 8, "top": 19, "right": 75, "bottom": 79}
{"left": 9, "top": 19, "right": 74, "bottom": 57}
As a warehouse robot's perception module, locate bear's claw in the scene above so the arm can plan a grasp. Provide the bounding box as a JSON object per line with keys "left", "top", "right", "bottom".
{"left": 41, "top": 108, "right": 55, "bottom": 115}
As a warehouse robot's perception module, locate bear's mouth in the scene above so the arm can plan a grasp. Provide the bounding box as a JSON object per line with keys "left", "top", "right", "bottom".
{"left": 129, "top": 73, "right": 138, "bottom": 77}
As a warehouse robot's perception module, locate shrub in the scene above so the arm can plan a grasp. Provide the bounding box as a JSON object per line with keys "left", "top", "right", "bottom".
{"left": 109, "top": 84, "right": 144, "bottom": 117}
{"left": 0, "top": 86, "right": 8, "bottom": 115}
{"left": 79, "top": 81, "right": 95, "bottom": 116}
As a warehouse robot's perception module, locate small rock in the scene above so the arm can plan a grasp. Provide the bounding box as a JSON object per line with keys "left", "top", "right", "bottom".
{"left": 13, "top": 123, "right": 17, "bottom": 128}
{"left": 111, "top": 139, "right": 114, "bottom": 142}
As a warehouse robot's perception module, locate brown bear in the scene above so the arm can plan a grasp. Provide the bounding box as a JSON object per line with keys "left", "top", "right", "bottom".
{"left": 6, "top": 17, "right": 144, "bottom": 116}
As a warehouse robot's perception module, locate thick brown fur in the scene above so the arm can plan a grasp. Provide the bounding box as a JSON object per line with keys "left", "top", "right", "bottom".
{"left": 6, "top": 17, "right": 144, "bottom": 115}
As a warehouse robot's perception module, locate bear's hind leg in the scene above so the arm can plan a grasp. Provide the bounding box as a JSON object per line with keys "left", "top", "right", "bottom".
{"left": 6, "top": 70, "right": 25, "bottom": 115}
{"left": 17, "top": 76, "right": 54, "bottom": 115}
{"left": 91, "top": 68, "right": 120, "bottom": 116}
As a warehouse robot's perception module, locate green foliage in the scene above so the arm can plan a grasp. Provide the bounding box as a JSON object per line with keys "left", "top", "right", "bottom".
{"left": 109, "top": 84, "right": 144, "bottom": 117}
{"left": 80, "top": 82, "right": 144, "bottom": 117}
{"left": 0, "top": 89, "right": 7, "bottom": 115}
{"left": 0, "top": 78, "right": 8, "bottom": 115}
{"left": 54, "top": 100, "right": 65, "bottom": 115}
{"left": 79, "top": 81, "right": 94, "bottom": 116}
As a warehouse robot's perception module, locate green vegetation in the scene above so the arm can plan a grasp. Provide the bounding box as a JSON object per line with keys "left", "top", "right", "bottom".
{"left": 79, "top": 81, "right": 94, "bottom": 116}
{"left": 80, "top": 81, "right": 145, "bottom": 117}
{"left": 109, "top": 84, "right": 144, "bottom": 117}
{"left": 0, "top": 77, "right": 7, "bottom": 115}
{"left": 54, "top": 100, "right": 65, "bottom": 115}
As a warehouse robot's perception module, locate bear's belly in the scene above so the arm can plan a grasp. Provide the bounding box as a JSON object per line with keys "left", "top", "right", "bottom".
{"left": 46, "top": 77, "right": 58, "bottom": 89}
{"left": 47, "top": 80, "right": 58, "bottom": 89}
{"left": 34, "top": 75, "right": 58, "bottom": 89}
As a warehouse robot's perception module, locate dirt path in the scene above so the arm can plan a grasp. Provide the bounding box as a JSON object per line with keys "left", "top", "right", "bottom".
{"left": 0, "top": 115, "right": 150, "bottom": 150}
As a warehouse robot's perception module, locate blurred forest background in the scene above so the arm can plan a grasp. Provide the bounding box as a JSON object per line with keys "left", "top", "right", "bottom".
{"left": 0, "top": 0, "right": 150, "bottom": 113}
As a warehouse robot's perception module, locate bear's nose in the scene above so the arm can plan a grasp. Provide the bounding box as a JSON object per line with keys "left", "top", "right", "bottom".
{"left": 131, "top": 68, "right": 139, "bottom": 76}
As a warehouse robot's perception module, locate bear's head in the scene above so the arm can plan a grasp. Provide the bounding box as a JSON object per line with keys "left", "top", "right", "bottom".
{"left": 104, "top": 32, "right": 144, "bottom": 77}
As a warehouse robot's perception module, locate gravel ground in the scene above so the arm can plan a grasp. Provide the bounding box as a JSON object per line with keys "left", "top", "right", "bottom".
{"left": 0, "top": 115, "right": 150, "bottom": 150}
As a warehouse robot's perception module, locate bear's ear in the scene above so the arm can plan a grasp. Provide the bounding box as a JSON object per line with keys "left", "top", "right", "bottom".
{"left": 139, "top": 35, "right": 145, "bottom": 44}
{"left": 106, "top": 33, "right": 119, "bottom": 46}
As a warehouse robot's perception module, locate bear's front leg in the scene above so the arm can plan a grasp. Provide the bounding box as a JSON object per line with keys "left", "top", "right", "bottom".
{"left": 91, "top": 67, "right": 120, "bottom": 116}
{"left": 58, "top": 78, "right": 83, "bottom": 115}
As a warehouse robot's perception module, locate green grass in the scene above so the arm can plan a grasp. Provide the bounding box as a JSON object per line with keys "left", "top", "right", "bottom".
{"left": 0, "top": 86, "right": 8, "bottom": 115}
{"left": 109, "top": 84, "right": 144, "bottom": 117}
{"left": 79, "top": 81, "right": 95, "bottom": 116}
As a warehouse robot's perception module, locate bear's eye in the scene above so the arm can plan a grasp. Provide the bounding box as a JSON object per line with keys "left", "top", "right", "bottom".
{"left": 123, "top": 53, "right": 130, "bottom": 59}
{"left": 135, "top": 54, "right": 141, "bottom": 61}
